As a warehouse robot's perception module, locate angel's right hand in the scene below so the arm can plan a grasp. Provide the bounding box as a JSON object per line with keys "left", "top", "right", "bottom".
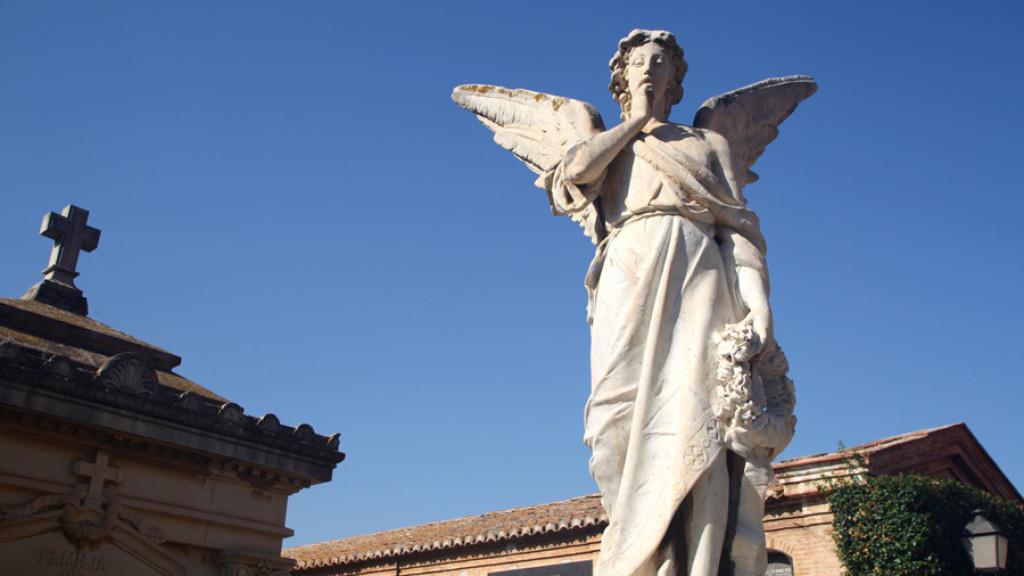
{"left": 630, "top": 92, "right": 655, "bottom": 121}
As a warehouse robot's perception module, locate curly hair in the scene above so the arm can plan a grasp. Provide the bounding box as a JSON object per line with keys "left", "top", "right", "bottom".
{"left": 608, "top": 29, "right": 688, "bottom": 121}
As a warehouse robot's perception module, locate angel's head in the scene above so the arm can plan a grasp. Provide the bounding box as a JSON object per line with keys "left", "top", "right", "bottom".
{"left": 609, "top": 29, "right": 687, "bottom": 121}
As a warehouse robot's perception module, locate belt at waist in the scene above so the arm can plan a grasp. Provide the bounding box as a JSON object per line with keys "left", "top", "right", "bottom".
{"left": 583, "top": 211, "right": 715, "bottom": 325}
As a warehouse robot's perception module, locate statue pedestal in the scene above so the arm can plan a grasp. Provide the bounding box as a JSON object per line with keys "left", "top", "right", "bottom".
{"left": 22, "top": 279, "right": 89, "bottom": 315}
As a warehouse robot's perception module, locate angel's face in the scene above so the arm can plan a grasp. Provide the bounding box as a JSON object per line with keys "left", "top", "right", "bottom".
{"left": 625, "top": 42, "right": 673, "bottom": 106}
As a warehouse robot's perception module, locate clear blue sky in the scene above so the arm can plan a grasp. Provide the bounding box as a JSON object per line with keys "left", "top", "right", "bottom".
{"left": 2, "top": 1, "right": 1022, "bottom": 547}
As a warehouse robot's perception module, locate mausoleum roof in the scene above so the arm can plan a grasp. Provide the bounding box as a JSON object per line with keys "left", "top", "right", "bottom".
{"left": 0, "top": 297, "right": 223, "bottom": 400}
{"left": 1, "top": 204, "right": 345, "bottom": 484}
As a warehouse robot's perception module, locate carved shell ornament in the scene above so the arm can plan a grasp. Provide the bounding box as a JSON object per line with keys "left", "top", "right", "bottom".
{"left": 93, "top": 352, "right": 158, "bottom": 396}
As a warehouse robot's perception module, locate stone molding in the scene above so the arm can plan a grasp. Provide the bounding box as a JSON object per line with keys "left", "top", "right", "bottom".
{"left": 0, "top": 340, "right": 344, "bottom": 474}
{"left": 219, "top": 551, "right": 295, "bottom": 576}
{"left": 0, "top": 449, "right": 166, "bottom": 545}
{"left": 0, "top": 448, "right": 184, "bottom": 575}
{"left": 0, "top": 298, "right": 182, "bottom": 370}
{"left": 22, "top": 279, "right": 90, "bottom": 316}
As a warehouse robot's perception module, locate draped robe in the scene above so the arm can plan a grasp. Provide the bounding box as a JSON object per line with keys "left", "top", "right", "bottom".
{"left": 547, "top": 125, "right": 769, "bottom": 576}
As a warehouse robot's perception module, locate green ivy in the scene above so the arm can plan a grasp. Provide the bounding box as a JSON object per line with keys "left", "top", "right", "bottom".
{"left": 823, "top": 473, "right": 1024, "bottom": 575}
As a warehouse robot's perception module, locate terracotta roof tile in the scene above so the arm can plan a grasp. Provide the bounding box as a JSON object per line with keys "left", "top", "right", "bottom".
{"left": 287, "top": 423, "right": 1023, "bottom": 571}
{"left": 285, "top": 494, "right": 607, "bottom": 570}
{"left": 773, "top": 423, "right": 961, "bottom": 469}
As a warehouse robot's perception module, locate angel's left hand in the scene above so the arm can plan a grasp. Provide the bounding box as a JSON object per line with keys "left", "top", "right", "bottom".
{"left": 745, "top": 306, "right": 775, "bottom": 360}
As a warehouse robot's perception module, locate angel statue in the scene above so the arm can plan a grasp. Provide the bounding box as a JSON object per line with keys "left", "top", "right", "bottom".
{"left": 453, "top": 29, "right": 814, "bottom": 576}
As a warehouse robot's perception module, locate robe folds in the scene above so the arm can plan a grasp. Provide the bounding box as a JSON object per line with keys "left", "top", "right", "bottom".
{"left": 548, "top": 127, "right": 769, "bottom": 576}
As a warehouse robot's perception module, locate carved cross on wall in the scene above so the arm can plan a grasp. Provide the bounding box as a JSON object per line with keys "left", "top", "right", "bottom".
{"left": 71, "top": 450, "right": 121, "bottom": 509}
{"left": 40, "top": 204, "right": 101, "bottom": 288}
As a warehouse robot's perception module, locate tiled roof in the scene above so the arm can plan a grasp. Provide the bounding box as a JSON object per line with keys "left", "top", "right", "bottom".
{"left": 287, "top": 422, "right": 1022, "bottom": 571}
{"left": 1, "top": 298, "right": 175, "bottom": 358}
{"left": 0, "top": 297, "right": 345, "bottom": 476}
{"left": 0, "top": 298, "right": 224, "bottom": 400}
{"left": 773, "top": 423, "right": 960, "bottom": 470}
{"left": 287, "top": 430, "right": 929, "bottom": 571}
{"left": 0, "top": 337, "right": 344, "bottom": 468}
{"left": 0, "top": 323, "right": 225, "bottom": 401}
{"left": 285, "top": 494, "right": 607, "bottom": 570}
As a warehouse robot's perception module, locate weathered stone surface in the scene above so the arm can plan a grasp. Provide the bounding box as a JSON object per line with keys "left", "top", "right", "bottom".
{"left": 22, "top": 278, "right": 90, "bottom": 316}
{"left": 94, "top": 352, "right": 159, "bottom": 396}
{"left": 22, "top": 204, "right": 101, "bottom": 315}
{"left": 0, "top": 339, "right": 344, "bottom": 478}
{"left": 1, "top": 298, "right": 182, "bottom": 371}
{"left": 0, "top": 204, "right": 347, "bottom": 576}
{"left": 454, "top": 29, "right": 814, "bottom": 576}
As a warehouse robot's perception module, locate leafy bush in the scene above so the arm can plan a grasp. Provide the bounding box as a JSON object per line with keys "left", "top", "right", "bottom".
{"left": 823, "top": 473, "right": 1024, "bottom": 575}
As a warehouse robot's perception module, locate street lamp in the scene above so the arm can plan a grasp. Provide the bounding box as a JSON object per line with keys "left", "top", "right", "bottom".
{"left": 962, "top": 511, "right": 1008, "bottom": 573}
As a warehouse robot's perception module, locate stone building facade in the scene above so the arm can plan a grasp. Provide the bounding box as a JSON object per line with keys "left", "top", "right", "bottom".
{"left": 287, "top": 423, "right": 1019, "bottom": 576}
{"left": 0, "top": 205, "right": 344, "bottom": 575}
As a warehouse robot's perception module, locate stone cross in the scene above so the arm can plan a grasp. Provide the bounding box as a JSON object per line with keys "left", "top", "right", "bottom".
{"left": 40, "top": 204, "right": 101, "bottom": 288}
{"left": 71, "top": 450, "right": 121, "bottom": 509}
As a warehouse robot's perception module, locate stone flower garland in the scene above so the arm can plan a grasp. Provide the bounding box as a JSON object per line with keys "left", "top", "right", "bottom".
{"left": 712, "top": 322, "right": 796, "bottom": 463}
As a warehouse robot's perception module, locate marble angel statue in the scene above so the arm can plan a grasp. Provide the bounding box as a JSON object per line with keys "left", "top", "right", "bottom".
{"left": 453, "top": 30, "right": 814, "bottom": 576}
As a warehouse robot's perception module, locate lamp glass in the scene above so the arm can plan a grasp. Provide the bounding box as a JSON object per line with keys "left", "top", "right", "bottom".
{"left": 962, "top": 513, "right": 1009, "bottom": 572}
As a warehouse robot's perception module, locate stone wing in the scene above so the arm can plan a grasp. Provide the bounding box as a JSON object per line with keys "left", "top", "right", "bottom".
{"left": 452, "top": 84, "right": 607, "bottom": 244}
{"left": 693, "top": 76, "right": 817, "bottom": 189}
{"left": 452, "top": 84, "right": 604, "bottom": 174}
